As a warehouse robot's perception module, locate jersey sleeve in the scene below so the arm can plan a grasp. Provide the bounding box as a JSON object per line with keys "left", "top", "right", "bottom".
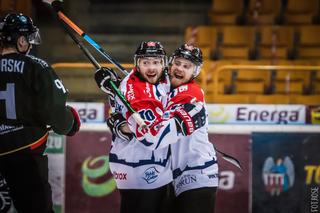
{"left": 130, "top": 82, "right": 206, "bottom": 150}
{"left": 32, "top": 61, "right": 74, "bottom": 135}
{"left": 124, "top": 98, "right": 180, "bottom": 150}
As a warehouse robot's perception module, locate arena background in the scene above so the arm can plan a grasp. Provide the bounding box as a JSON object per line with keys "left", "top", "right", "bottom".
{"left": 1, "top": 0, "right": 320, "bottom": 212}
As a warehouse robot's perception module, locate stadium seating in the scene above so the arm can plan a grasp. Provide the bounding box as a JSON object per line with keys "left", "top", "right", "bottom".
{"left": 247, "top": 0, "right": 282, "bottom": 25}
{"left": 208, "top": 94, "right": 253, "bottom": 104}
{"left": 52, "top": 63, "right": 134, "bottom": 101}
{"left": 219, "top": 26, "right": 256, "bottom": 59}
{"left": 253, "top": 94, "right": 290, "bottom": 104}
{"left": 0, "top": 0, "right": 32, "bottom": 17}
{"left": 256, "top": 26, "right": 295, "bottom": 59}
{"left": 284, "top": 0, "right": 319, "bottom": 24}
{"left": 297, "top": 26, "right": 320, "bottom": 59}
{"left": 183, "top": 0, "right": 320, "bottom": 104}
{"left": 290, "top": 95, "right": 320, "bottom": 104}
{"left": 185, "top": 26, "right": 218, "bottom": 48}
{"left": 208, "top": 0, "right": 245, "bottom": 25}
{"left": 273, "top": 81, "right": 304, "bottom": 94}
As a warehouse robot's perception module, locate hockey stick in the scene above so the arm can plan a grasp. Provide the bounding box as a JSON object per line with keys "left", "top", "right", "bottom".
{"left": 214, "top": 146, "right": 243, "bottom": 171}
{"left": 50, "top": 0, "right": 129, "bottom": 76}
{"left": 51, "top": 11, "right": 146, "bottom": 128}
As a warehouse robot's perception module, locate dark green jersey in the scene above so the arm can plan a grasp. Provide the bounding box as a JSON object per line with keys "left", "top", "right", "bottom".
{"left": 0, "top": 53, "right": 74, "bottom": 154}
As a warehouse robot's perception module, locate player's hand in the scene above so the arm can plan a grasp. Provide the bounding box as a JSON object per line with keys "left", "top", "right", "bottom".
{"left": 94, "top": 67, "right": 119, "bottom": 98}
{"left": 107, "top": 113, "right": 133, "bottom": 141}
{"left": 66, "top": 105, "right": 81, "bottom": 136}
{"left": 173, "top": 102, "right": 206, "bottom": 136}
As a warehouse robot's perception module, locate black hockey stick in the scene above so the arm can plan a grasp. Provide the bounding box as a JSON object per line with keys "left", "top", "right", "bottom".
{"left": 214, "top": 146, "right": 243, "bottom": 171}
{"left": 50, "top": 0, "right": 129, "bottom": 76}
{"left": 51, "top": 11, "right": 146, "bottom": 128}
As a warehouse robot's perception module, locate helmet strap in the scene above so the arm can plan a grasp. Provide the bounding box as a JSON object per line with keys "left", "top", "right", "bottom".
{"left": 193, "top": 65, "right": 201, "bottom": 78}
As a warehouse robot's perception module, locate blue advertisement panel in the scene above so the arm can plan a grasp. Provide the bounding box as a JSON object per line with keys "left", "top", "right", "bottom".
{"left": 252, "top": 133, "right": 320, "bottom": 213}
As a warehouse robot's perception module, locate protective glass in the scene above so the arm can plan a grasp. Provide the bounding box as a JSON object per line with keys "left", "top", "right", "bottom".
{"left": 27, "top": 28, "right": 41, "bottom": 45}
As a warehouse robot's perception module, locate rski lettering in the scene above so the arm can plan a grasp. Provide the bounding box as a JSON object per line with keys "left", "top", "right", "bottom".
{"left": 0, "top": 59, "right": 25, "bottom": 74}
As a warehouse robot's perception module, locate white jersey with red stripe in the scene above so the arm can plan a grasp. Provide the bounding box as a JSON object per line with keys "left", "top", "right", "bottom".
{"left": 109, "top": 69, "right": 173, "bottom": 189}
{"left": 166, "top": 81, "right": 219, "bottom": 196}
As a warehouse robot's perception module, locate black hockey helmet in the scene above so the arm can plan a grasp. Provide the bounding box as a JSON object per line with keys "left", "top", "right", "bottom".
{"left": 134, "top": 41, "right": 167, "bottom": 66}
{"left": 169, "top": 44, "right": 203, "bottom": 77}
{"left": 0, "top": 13, "right": 41, "bottom": 45}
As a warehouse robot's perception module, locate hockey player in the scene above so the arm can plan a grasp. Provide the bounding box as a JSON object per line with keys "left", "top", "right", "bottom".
{"left": 95, "top": 41, "right": 206, "bottom": 213}
{"left": 167, "top": 44, "right": 218, "bottom": 213}
{"left": 106, "top": 44, "right": 219, "bottom": 213}
{"left": 0, "top": 13, "right": 81, "bottom": 213}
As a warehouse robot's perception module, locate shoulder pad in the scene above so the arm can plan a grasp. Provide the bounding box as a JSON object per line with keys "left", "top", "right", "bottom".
{"left": 27, "top": 55, "right": 49, "bottom": 68}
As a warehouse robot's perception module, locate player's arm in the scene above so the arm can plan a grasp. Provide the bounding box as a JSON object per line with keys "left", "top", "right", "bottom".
{"left": 109, "top": 97, "right": 204, "bottom": 149}
{"left": 34, "top": 64, "right": 80, "bottom": 136}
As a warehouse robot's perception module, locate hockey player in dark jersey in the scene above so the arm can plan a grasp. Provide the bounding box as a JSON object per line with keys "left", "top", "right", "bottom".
{"left": 0, "top": 13, "right": 81, "bottom": 212}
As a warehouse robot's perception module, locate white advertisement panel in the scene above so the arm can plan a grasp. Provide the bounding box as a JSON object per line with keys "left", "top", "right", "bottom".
{"left": 67, "top": 102, "right": 105, "bottom": 123}
{"left": 207, "top": 104, "right": 306, "bottom": 125}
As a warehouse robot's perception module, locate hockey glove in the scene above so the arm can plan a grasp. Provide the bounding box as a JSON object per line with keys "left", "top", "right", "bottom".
{"left": 66, "top": 105, "right": 81, "bottom": 136}
{"left": 173, "top": 102, "right": 206, "bottom": 136}
{"left": 106, "top": 113, "right": 133, "bottom": 141}
{"left": 94, "top": 67, "right": 119, "bottom": 98}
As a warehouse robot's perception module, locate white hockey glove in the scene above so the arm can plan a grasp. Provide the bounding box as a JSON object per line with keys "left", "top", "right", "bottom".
{"left": 173, "top": 102, "right": 206, "bottom": 136}
{"left": 106, "top": 113, "right": 133, "bottom": 141}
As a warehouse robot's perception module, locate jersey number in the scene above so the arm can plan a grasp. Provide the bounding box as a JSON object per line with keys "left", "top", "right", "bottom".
{"left": 138, "top": 109, "right": 156, "bottom": 122}
{"left": 0, "top": 83, "right": 17, "bottom": 119}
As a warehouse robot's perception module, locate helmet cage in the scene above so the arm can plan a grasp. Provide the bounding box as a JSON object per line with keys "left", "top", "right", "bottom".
{"left": 27, "top": 28, "right": 41, "bottom": 45}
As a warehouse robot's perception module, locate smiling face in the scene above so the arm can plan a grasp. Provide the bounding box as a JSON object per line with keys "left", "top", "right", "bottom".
{"left": 169, "top": 57, "right": 195, "bottom": 88}
{"left": 137, "top": 57, "right": 164, "bottom": 84}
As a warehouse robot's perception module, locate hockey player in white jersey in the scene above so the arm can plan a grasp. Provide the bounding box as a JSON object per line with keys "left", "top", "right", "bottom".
{"left": 94, "top": 41, "right": 206, "bottom": 213}
{"left": 104, "top": 44, "right": 219, "bottom": 213}
{"left": 167, "top": 44, "right": 218, "bottom": 213}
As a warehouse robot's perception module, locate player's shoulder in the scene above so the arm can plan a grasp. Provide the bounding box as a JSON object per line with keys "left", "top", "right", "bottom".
{"left": 176, "top": 81, "right": 202, "bottom": 94}
{"left": 26, "top": 55, "right": 50, "bottom": 69}
{"left": 187, "top": 80, "right": 202, "bottom": 91}
{"left": 172, "top": 81, "right": 204, "bottom": 102}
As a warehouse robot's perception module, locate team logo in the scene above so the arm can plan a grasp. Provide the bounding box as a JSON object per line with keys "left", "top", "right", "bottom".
{"left": 143, "top": 83, "right": 152, "bottom": 98}
{"left": 262, "top": 156, "right": 295, "bottom": 196}
{"left": 176, "top": 174, "right": 197, "bottom": 190}
{"left": 19, "top": 16, "right": 27, "bottom": 23}
{"left": 142, "top": 167, "right": 160, "bottom": 184}
{"left": 127, "top": 84, "right": 135, "bottom": 101}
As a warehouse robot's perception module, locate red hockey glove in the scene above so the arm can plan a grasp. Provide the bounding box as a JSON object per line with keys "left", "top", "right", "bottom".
{"left": 66, "top": 105, "right": 81, "bottom": 136}
{"left": 173, "top": 102, "right": 206, "bottom": 136}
